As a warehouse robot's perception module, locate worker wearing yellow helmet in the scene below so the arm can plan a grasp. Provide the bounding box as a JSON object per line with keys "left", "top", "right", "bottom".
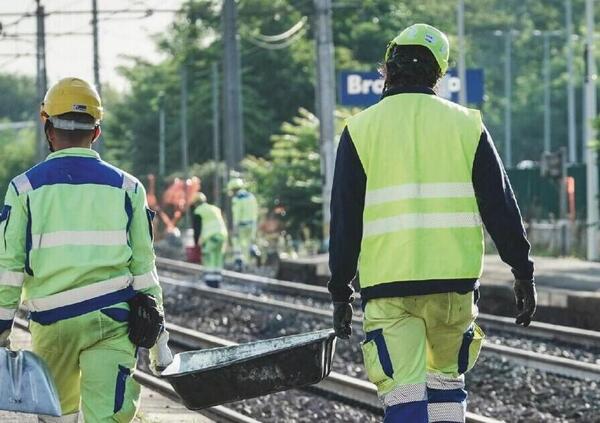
{"left": 0, "top": 77, "right": 173, "bottom": 422}
{"left": 192, "top": 192, "right": 228, "bottom": 287}
{"left": 227, "top": 177, "right": 258, "bottom": 271}
{"left": 329, "top": 24, "right": 536, "bottom": 423}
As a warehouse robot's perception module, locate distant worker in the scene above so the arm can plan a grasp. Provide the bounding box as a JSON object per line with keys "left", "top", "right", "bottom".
{"left": 328, "top": 24, "right": 536, "bottom": 423}
{"left": 227, "top": 177, "right": 258, "bottom": 271}
{"left": 0, "top": 77, "right": 173, "bottom": 422}
{"left": 192, "top": 193, "right": 228, "bottom": 288}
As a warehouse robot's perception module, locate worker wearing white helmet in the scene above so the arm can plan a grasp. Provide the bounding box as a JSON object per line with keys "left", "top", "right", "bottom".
{"left": 227, "top": 178, "right": 258, "bottom": 271}
{"left": 329, "top": 24, "right": 536, "bottom": 423}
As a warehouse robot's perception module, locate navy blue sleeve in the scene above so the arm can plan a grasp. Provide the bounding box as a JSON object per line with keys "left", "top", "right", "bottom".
{"left": 472, "top": 127, "right": 534, "bottom": 280}
{"left": 328, "top": 127, "right": 366, "bottom": 303}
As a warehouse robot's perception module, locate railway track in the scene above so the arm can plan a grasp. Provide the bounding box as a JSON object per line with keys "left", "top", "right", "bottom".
{"left": 157, "top": 257, "right": 600, "bottom": 349}
{"left": 12, "top": 317, "right": 259, "bottom": 423}
{"left": 157, "top": 261, "right": 600, "bottom": 382}
{"left": 13, "top": 315, "right": 499, "bottom": 422}
{"left": 163, "top": 322, "right": 502, "bottom": 423}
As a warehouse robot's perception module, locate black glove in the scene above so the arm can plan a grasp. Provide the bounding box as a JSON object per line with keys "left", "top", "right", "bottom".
{"left": 128, "top": 293, "right": 164, "bottom": 348}
{"left": 333, "top": 302, "right": 353, "bottom": 339}
{"left": 513, "top": 279, "right": 537, "bottom": 327}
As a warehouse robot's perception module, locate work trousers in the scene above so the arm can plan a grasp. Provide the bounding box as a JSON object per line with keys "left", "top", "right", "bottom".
{"left": 30, "top": 303, "right": 139, "bottom": 423}
{"left": 203, "top": 234, "right": 226, "bottom": 288}
{"left": 362, "top": 292, "right": 484, "bottom": 423}
{"left": 232, "top": 223, "right": 256, "bottom": 266}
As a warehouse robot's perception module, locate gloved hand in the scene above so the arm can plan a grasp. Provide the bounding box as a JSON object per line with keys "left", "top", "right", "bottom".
{"left": 332, "top": 302, "right": 353, "bottom": 339}
{"left": 128, "top": 293, "right": 164, "bottom": 348}
{"left": 0, "top": 330, "right": 10, "bottom": 349}
{"left": 514, "top": 279, "right": 537, "bottom": 327}
{"left": 149, "top": 330, "right": 174, "bottom": 376}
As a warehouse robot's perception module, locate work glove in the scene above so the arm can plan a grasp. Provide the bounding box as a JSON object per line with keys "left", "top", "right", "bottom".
{"left": 128, "top": 293, "right": 164, "bottom": 348}
{"left": 513, "top": 279, "right": 537, "bottom": 327}
{"left": 149, "top": 330, "right": 174, "bottom": 376}
{"left": 0, "top": 330, "right": 10, "bottom": 349}
{"left": 332, "top": 302, "right": 353, "bottom": 339}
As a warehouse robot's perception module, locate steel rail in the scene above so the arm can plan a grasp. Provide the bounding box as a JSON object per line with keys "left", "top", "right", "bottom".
{"left": 12, "top": 317, "right": 260, "bottom": 423}
{"left": 157, "top": 257, "right": 600, "bottom": 349}
{"left": 165, "top": 322, "right": 502, "bottom": 423}
{"left": 160, "top": 276, "right": 600, "bottom": 381}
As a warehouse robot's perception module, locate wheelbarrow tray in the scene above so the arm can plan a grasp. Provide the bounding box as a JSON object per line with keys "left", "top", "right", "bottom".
{"left": 162, "top": 329, "right": 336, "bottom": 409}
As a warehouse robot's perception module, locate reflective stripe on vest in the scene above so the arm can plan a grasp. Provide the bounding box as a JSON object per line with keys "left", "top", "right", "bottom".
{"left": 31, "top": 230, "right": 127, "bottom": 250}
{"left": 347, "top": 93, "right": 484, "bottom": 287}
{"left": 23, "top": 268, "right": 159, "bottom": 313}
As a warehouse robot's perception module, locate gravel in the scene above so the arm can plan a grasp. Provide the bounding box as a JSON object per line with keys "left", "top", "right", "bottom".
{"left": 162, "top": 282, "right": 600, "bottom": 422}
{"left": 162, "top": 271, "right": 600, "bottom": 365}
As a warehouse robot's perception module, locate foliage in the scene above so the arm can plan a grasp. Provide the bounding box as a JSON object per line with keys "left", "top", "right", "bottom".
{"left": 244, "top": 108, "right": 322, "bottom": 238}
{"left": 0, "top": 74, "right": 37, "bottom": 122}
{"left": 0, "top": 128, "right": 36, "bottom": 197}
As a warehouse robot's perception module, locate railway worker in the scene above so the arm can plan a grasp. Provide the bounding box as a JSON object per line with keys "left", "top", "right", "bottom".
{"left": 0, "top": 77, "right": 173, "bottom": 422}
{"left": 328, "top": 24, "right": 537, "bottom": 423}
{"left": 192, "top": 192, "right": 228, "bottom": 287}
{"left": 227, "top": 177, "right": 258, "bottom": 271}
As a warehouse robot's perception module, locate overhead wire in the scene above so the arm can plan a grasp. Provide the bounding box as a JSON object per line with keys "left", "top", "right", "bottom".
{"left": 242, "top": 16, "right": 308, "bottom": 50}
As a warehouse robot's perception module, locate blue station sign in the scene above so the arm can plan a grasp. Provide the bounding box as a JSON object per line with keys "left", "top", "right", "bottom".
{"left": 338, "top": 69, "right": 484, "bottom": 107}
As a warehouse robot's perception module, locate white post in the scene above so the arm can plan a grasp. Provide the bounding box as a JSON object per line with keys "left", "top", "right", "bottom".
{"left": 585, "top": 0, "right": 599, "bottom": 260}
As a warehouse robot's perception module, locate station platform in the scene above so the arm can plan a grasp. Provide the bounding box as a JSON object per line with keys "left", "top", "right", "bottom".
{"left": 278, "top": 253, "right": 600, "bottom": 330}
{"left": 0, "top": 327, "right": 211, "bottom": 423}
{"left": 278, "top": 253, "right": 600, "bottom": 292}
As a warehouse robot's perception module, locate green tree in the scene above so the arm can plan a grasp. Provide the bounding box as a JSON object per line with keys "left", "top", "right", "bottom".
{"left": 244, "top": 108, "right": 322, "bottom": 238}
{"left": 0, "top": 128, "right": 36, "bottom": 196}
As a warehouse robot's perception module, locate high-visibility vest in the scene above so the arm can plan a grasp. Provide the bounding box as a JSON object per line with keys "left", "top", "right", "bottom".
{"left": 346, "top": 93, "right": 485, "bottom": 289}
{"left": 194, "top": 203, "right": 228, "bottom": 240}
{"left": 232, "top": 190, "right": 258, "bottom": 226}
{"left": 0, "top": 148, "right": 160, "bottom": 327}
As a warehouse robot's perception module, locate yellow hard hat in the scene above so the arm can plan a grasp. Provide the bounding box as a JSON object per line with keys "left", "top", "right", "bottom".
{"left": 385, "top": 24, "right": 450, "bottom": 75}
{"left": 40, "top": 77, "right": 103, "bottom": 125}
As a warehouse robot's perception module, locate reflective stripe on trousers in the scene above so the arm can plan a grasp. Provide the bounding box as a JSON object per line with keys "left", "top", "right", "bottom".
{"left": 380, "top": 375, "right": 466, "bottom": 423}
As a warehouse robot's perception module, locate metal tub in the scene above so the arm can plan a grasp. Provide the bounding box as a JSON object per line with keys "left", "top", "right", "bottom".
{"left": 162, "top": 329, "right": 336, "bottom": 409}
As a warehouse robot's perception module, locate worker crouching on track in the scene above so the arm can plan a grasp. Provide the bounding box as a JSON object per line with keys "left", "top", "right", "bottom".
{"left": 0, "top": 77, "right": 173, "bottom": 422}
{"left": 192, "top": 193, "right": 228, "bottom": 288}
{"left": 227, "top": 178, "right": 258, "bottom": 271}
{"left": 328, "top": 24, "right": 537, "bottom": 423}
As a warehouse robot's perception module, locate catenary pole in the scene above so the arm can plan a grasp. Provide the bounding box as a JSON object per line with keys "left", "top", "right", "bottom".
{"left": 566, "top": 0, "right": 577, "bottom": 163}
{"left": 543, "top": 32, "right": 551, "bottom": 153}
{"left": 158, "top": 92, "right": 166, "bottom": 178}
{"left": 212, "top": 62, "right": 222, "bottom": 207}
{"left": 585, "top": 0, "right": 599, "bottom": 260}
{"left": 314, "top": 0, "right": 336, "bottom": 240}
{"left": 91, "top": 0, "right": 103, "bottom": 154}
{"left": 222, "top": 0, "right": 244, "bottom": 173}
{"left": 457, "top": 0, "right": 467, "bottom": 105}
{"left": 36, "top": 0, "right": 47, "bottom": 162}
{"left": 504, "top": 30, "right": 512, "bottom": 167}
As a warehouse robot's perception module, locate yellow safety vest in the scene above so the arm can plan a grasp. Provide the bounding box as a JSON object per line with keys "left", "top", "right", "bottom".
{"left": 347, "top": 93, "right": 484, "bottom": 289}
{"left": 194, "top": 203, "right": 228, "bottom": 241}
